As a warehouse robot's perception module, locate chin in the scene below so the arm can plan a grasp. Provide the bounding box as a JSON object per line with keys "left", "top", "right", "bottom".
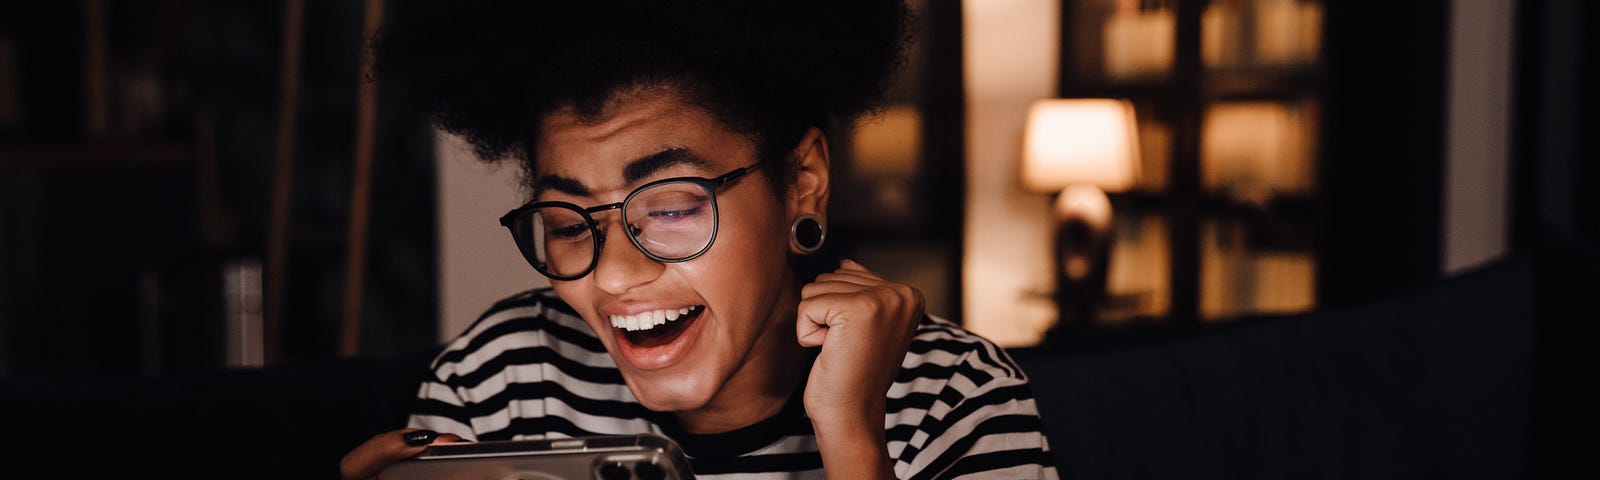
{"left": 623, "top": 371, "right": 720, "bottom": 412}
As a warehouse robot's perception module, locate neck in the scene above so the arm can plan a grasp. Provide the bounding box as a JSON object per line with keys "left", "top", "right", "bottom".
{"left": 670, "top": 278, "right": 808, "bottom": 434}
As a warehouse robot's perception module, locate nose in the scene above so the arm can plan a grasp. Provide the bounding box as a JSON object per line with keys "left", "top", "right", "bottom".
{"left": 590, "top": 214, "right": 664, "bottom": 295}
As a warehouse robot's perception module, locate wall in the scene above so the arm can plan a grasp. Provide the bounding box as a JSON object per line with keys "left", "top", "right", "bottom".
{"left": 961, "top": 0, "right": 1061, "bottom": 347}
{"left": 434, "top": 128, "right": 548, "bottom": 342}
{"left": 1443, "top": 0, "right": 1515, "bottom": 275}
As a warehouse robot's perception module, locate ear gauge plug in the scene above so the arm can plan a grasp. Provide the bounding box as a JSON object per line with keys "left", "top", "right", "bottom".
{"left": 790, "top": 214, "right": 826, "bottom": 254}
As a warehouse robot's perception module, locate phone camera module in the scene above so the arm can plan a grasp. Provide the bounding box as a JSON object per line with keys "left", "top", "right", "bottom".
{"left": 632, "top": 461, "right": 666, "bottom": 480}
{"left": 597, "top": 461, "right": 631, "bottom": 480}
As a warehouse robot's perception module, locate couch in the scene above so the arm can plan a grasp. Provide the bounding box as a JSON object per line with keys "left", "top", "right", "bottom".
{"left": 1008, "top": 236, "right": 1598, "bottom": 479}
{"left": 4, "top": 238, "right": 1594, "bottom": 479}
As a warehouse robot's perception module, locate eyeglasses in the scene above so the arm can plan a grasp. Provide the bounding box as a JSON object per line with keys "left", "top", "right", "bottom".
{"left": 500, "top": 165, "right": 759, "bottom": 280}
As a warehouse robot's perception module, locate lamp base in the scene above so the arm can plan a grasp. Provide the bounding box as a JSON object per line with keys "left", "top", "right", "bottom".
{"left": 1048, "top": 185, "right": 1115, "bottom": 340}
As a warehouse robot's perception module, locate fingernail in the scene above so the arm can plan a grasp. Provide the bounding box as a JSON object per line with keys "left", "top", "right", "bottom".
{"left": 403, "top": 430, "right": 438, "bottom": 447}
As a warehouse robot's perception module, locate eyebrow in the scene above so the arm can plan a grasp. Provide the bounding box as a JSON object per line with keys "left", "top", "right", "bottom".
{"left": 622, "top": 148, "right": 710, "bottom": 184}
{"left": 531, "top": 147, "right": 711, "bottom": 198}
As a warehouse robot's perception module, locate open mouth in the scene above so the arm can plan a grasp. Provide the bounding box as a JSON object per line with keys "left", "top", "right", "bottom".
{"left": 610, "top": 305, "right": 704, "bottom": 348}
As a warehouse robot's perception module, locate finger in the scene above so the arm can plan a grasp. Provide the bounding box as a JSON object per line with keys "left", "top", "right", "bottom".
{"left": 809, "top": 270, "right": 883, "bottom": 287}
{"left": 797, "top": 290, "right": 873, "bottom": 330}
{"left": 402, "top": 429, "right": 439, "bottom": 447}
{"left": 832, "top": 262, "right": 883, "bottom": 281}
{"left": 796, "top": 293, "right": 854, "bottom": 348}
{"left": 801, "top": 279, "right": 873, "bottom": 299}
{"left": 796, "top": 288, "right": 909, "bottom": 347}
{"left": 340, "top": 429, "right": 436, "bottom": 480}
{"left": 820, "top": 266, "right": 882, "bottom": 281}
{"left": 838, "top": 258, "right": 871, "bottom": 272}
{"left": 796, "top": 299, "right": 831, "bottom": 347}
{"left": 404, "top": 430, "right": 468, "bottom": 446}
{"left": 797, "top": 317, "right": 827, "bottom": 348}
{"left": 434, "top": 433, "right": 468, "bottom": 444}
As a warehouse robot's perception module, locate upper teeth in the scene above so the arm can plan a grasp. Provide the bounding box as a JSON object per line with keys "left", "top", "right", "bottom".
{"left": 610, "top": 306, "right": 699, "bottom": 332}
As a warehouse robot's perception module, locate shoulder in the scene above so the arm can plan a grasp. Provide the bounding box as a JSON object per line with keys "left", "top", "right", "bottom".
{"left": 477, "top": 287, "right": 582, "bottom": 326}
{"left": 888, "top": 314, "right": 1043, "bottom": 434}
{"left": 412, "top": 289, "right": 646, "bottom": 440}
{"left": 887, "top": 315, "right": 1057, "bottom": 478}
{"left": 900, "top": 315, "right": 1032, "bottom": 389}
{"left": 426, "top": 288, "right": 607, "bottom": 381}
{"left": 446, "top": 288, "right": 592, "bottom": 352}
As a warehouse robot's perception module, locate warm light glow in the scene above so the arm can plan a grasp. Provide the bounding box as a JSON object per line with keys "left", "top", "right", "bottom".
{"left": 1055, "top": 184, "right": 1114, "bottom": 280}
{"left": 851, "top": 105, "right": 922, "bottom": 178}
{"left": 1103, "top": 214, "right": 1170, "bottom": 322}
{"left": 963, "top": 0, "right": 1062, "bottom": 347}
{"left": 1254, "top": 0, "right": 1322, "bottom": 66}
{"left": 1201, "top": 101, "right": 1315, "bottom": 195}
{"left": 1200, "top": 220, "right": 1316, "bottom": 321}
{"left": 1053, "top": 184, "right": 1113, "bottom": 231}
{"left": 1021, "top": 98, "right": 1141, "bottom": 193}
{"left": 1102, "top": 8, "right": 1174, "bottom": 79}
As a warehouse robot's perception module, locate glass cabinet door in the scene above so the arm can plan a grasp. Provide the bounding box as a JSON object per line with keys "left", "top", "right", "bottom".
{"left": 1059, "top": 0, "right": 1326, "bottom": 329}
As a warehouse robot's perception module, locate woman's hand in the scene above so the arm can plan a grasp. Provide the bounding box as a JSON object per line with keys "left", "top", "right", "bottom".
{"left": 339, "top": 428, "right": 466, "bottom": 480}
{"left": 797, "top": 258, "right": 924, "bottom": 479}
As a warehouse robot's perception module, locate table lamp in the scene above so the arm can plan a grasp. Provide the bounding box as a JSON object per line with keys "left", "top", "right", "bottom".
{"left": 1021, "top": 98, "right": 1140, "bottom": 335}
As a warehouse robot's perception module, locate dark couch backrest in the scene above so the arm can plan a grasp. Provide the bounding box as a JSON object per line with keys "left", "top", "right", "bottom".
{"left": 1009, "top": 249, "right": 1559, "bottom": 480}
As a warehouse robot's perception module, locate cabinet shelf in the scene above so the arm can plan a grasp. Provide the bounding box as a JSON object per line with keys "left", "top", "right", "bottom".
{"left": 1203, "top": 67, "right": 1323, "bottom": 100}
{"left": 1061, "top": 67, "right": 1323, "bottom": 102}
{"left": 1110, "top": 190, "right": 1318, "bottom": 220}
{"left": 1058, "top": 81, "right": 1174, "bottom": 101}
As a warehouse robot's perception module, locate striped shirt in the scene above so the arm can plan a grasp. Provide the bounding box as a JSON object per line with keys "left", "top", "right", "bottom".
{"left": 409, "top": 288, "right": 1058, "bottom": 479}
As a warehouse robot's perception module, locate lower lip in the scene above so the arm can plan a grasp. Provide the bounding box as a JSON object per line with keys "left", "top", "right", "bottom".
{"left": 612, "top": 309, "right": 706, "bottom": 371}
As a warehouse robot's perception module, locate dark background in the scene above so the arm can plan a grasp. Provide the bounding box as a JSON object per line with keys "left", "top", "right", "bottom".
{"left": 0, "top": 0, "right": 439, "bottom": 377}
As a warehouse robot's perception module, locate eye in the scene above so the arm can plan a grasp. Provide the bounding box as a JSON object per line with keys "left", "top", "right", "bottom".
{"left": 544, "top": 216, "right": 595, "bottom": 240}
{"left": 546, "top": 221, "right": 591, "bottom": 241}
{"left": 647, "top": 204, "right": 705, "bottom": 221}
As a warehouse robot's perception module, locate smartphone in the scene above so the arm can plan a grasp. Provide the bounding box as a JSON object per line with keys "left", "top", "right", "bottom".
{"left": 379, "top": 433, "right": 695, "bottom": 480}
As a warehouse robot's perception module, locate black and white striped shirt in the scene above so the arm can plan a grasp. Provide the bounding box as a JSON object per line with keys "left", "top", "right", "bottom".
{"left": 408, "top": 289, "right": 1058, "bottom": 479}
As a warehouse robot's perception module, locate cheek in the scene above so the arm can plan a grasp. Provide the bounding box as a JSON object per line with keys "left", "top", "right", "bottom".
{"left": 675, "top": 208, "right": 792, "bottom": 317}
{"left": 701, "top": 205, "right": 790, "bottom": 276}
{"left": 551, "top": 281, "right": 601, "bottom": 326}
{"left": 551, "top": 281, "right": 587, "bottom": 303}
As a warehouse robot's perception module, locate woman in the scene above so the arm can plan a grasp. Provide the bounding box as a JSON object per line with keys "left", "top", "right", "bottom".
{"left": 341, "top": 1, "right": 1057, "bottom": 478}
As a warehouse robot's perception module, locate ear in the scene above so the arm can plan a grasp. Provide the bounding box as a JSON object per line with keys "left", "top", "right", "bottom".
{"left": 786, "top": 126, "right": 831, "bottom": 236}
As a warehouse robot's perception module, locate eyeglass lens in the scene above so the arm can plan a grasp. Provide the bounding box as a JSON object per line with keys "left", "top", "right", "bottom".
{"left": 512, "top": 180, "right": 716, "bottom": 278}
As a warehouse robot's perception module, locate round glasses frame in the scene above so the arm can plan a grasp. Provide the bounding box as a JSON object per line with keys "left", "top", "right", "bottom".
{"left": 499, "top": 164, "right": 758, "bottom": 281}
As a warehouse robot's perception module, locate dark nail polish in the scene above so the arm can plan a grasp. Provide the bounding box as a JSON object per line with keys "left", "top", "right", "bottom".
{"left": 403, "top": 430, "right": 438, "bottom": 446}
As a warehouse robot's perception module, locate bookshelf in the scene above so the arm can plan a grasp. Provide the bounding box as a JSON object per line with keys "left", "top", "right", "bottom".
{"left": 1050, "top": 0, "right": 1452, "bottom": 339}
{"left": 1055, "top": 0, "right": 1327, "bottom": 331}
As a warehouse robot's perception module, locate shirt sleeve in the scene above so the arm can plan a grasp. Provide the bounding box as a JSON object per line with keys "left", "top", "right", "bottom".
{"left": 896, "top": 352, "right": 1060, "bottom": 480}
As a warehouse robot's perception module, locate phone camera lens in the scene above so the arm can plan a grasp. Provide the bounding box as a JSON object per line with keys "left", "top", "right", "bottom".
{"left": 632, "top": 461, "right": 666, "bottom": 480}
{"left": 597, "top": 461, "right": 631, "bottom": 480}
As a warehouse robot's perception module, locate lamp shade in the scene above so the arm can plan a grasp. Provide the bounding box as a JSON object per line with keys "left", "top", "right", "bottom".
{"left": 1021, "top": 98, "right": 1141, "bottom": 193}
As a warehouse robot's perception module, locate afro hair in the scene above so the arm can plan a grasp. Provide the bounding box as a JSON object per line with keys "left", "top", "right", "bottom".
{"left": 373, "top": 0, "right": 912, "bottom": 171}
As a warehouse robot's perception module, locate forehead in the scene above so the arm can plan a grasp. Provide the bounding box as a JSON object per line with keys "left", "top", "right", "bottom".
{"left": 531, "top": 87, "right": 753, "bottom": 183}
